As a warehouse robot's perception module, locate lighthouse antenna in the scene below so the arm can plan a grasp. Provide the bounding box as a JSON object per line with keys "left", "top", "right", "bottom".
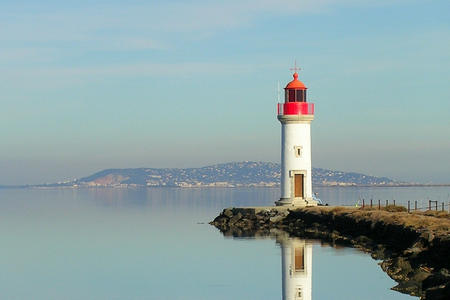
{"left": 277, "top": 81, "right": 281, "bottom": 102}
{"left": 289, "top": 60, "right": 301, "bottom": 73}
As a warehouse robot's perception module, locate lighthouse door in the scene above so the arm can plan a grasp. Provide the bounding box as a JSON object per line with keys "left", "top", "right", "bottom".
{"left": 294, "top": 174, "right": 304, "bottom": 198}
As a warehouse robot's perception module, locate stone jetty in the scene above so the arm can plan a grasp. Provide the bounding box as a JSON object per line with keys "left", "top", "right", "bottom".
{"left": 210, "top": 206, "right": 450, "bottom": 300}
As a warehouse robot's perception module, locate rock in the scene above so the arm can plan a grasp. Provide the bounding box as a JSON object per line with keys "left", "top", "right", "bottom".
{"left": 404, "top": 246, "right": 423, "bottom": 257}
{"left": 224, "top": 209, "right": 233, "bottom": 218}
{"left": 421, "top": 232, "right": 435, "bottom": 243}
{"left": 355, "top": 235, "right": 373, "bottom": 245}
{"left": 269, "top": 215, "right": 284, "bottom": 223}
{"left": 440, "top": 268, "right": 450, "bottom": 277}
{"left": 424, "top": 282, "right": 450, "bottom": 300}
{"left": 392, "top": 281, "right": 420, "bottom": 296}
{"left": 423, "top": 273, "right": 449, "bottom": 290}
{"left": 229, "top": 212, "right": 243, "bottom": 225}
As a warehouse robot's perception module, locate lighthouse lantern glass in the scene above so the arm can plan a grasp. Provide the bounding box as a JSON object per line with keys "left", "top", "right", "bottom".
{"left": 285, "top": 89, "right": 307, "bottom": 103}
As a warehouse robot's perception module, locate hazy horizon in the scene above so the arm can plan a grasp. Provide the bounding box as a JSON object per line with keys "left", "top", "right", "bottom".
{"left": 0, "top": 161, "right": 445, "bottom": 186}
{"left": 1, "top": 0, "right": 449, "bottom": 185}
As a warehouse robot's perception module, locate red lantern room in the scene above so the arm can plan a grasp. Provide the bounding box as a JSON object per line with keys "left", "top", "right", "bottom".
{"left": 277, "top": 70, "right": 314, "bottom": 116}
{"left": 285, "top": 72, "right": 307, "bottom": 102}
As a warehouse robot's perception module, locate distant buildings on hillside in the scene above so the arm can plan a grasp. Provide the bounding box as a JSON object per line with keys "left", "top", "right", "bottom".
{"left": 58, "top": 162, "right": 399, "bottom": 188}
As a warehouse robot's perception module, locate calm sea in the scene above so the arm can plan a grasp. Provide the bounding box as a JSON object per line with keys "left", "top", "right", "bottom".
{"left": 1, "top": 186, "right": 448, "bottom": 299}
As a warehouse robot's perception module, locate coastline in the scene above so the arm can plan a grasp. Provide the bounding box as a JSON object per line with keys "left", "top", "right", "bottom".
{"left": 2, "top": 183, "right": 450, "bottom": 190}
{"left": 210, "top": 206, "right": 450, "bottom": 300}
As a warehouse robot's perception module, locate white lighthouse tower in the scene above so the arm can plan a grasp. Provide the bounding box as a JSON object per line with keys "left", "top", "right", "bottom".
{"left": 276, "top": 67, "right": 317, "bottom": 207}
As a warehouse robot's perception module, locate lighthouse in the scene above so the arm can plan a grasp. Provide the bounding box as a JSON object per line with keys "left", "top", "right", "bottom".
{"left": 275, "top": 67, "right": 318, "bottom": 207}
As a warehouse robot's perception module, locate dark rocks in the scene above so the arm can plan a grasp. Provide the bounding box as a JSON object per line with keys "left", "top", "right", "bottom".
{"left": 223, "top": 209, "right": 234, "bottom": 218}
{"left": 424, "top": 284, "right": 450, "bottom": 300}
{"left": 209, "top": 207, "right": 290, "bottom": 237}
{"left": 269, "top": 215, "right": 284, "bottom": 223}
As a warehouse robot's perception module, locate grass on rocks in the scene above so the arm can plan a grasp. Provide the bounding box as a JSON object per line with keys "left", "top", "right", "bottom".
{"left": 300, "top": 205, "right": 450, "bottom": 237}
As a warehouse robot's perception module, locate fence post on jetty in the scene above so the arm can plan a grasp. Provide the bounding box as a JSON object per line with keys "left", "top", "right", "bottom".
{"left": 435, "top": 201, "right": 438, "bottom": 211}
{"left": 362, "top": 199, "right": 365, "bottom": 208}
{"left": 393, "top": 199, "right": 396, "bottom": 206}
{"left": 429, "top": 200, "right": 431, "bottom": 211}
{"left": 386, "top": 200, "right": 388, "bottom": 207}
{"left": 408, "top": 201, "right": 410, "bottom": 213}
{"left": 370, "top": 199, "right": 373, "bottom": 208}
{"left": 415, "top": 201, "right": 417, "bottom": 211}
{"left": 442, "top": 202, "right": 445, "bottom": 212}
{"left": 378, "top": 199, "right": 381, "bottom": 210}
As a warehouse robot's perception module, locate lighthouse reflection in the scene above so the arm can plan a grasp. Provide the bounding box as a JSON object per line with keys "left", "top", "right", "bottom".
{"left": 277, "top": 236, "right": 313, "bottom": 300}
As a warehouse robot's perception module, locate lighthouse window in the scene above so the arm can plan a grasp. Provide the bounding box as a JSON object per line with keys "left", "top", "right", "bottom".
{"left": 286, "top": 90, "right": 307, "bottom": 102}
{"left": 296, "top": 90, "right": 306, "bottom": 102}
{"left": 294, "top": 146, "right": 302, "bottom": 157}
{"left": 287, "top": 90, "right": 296, "bottom": 102}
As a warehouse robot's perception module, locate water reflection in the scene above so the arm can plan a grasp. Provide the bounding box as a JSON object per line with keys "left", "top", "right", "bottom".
{"left": 277, "top": 236, "right": 313, "bottom": 300}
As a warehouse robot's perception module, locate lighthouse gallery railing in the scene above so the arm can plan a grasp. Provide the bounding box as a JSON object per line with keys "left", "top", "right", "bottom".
{"left": 277, "top": 102, "right": 314, "bottom": 115}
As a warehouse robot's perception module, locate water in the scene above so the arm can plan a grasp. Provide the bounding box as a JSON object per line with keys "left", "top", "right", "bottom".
{"left": 1, "top": 186, "right": 448, "bottom": 299}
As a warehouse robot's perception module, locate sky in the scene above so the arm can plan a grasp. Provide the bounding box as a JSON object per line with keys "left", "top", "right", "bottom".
{"left": 1, "top": 0, "right": 449, "bottom": 185}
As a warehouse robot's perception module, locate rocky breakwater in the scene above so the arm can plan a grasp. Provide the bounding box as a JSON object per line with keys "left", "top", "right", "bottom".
{"left": 210, "top": 206, "right": 450, "bottom": 300}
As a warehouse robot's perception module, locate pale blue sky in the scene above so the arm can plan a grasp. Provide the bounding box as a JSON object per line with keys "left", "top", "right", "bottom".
{"left": 1, "top": 0, "right": 449, "bottom": 185}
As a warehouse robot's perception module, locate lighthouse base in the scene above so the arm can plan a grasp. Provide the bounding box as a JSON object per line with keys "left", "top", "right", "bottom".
{"left": 275, "top": 197, "right": 318, "bottom": 207}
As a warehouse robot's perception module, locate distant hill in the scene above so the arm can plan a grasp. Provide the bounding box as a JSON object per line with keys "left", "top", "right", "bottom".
{"left": 68, "top": 161, "right": 399, "bottom": 188}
